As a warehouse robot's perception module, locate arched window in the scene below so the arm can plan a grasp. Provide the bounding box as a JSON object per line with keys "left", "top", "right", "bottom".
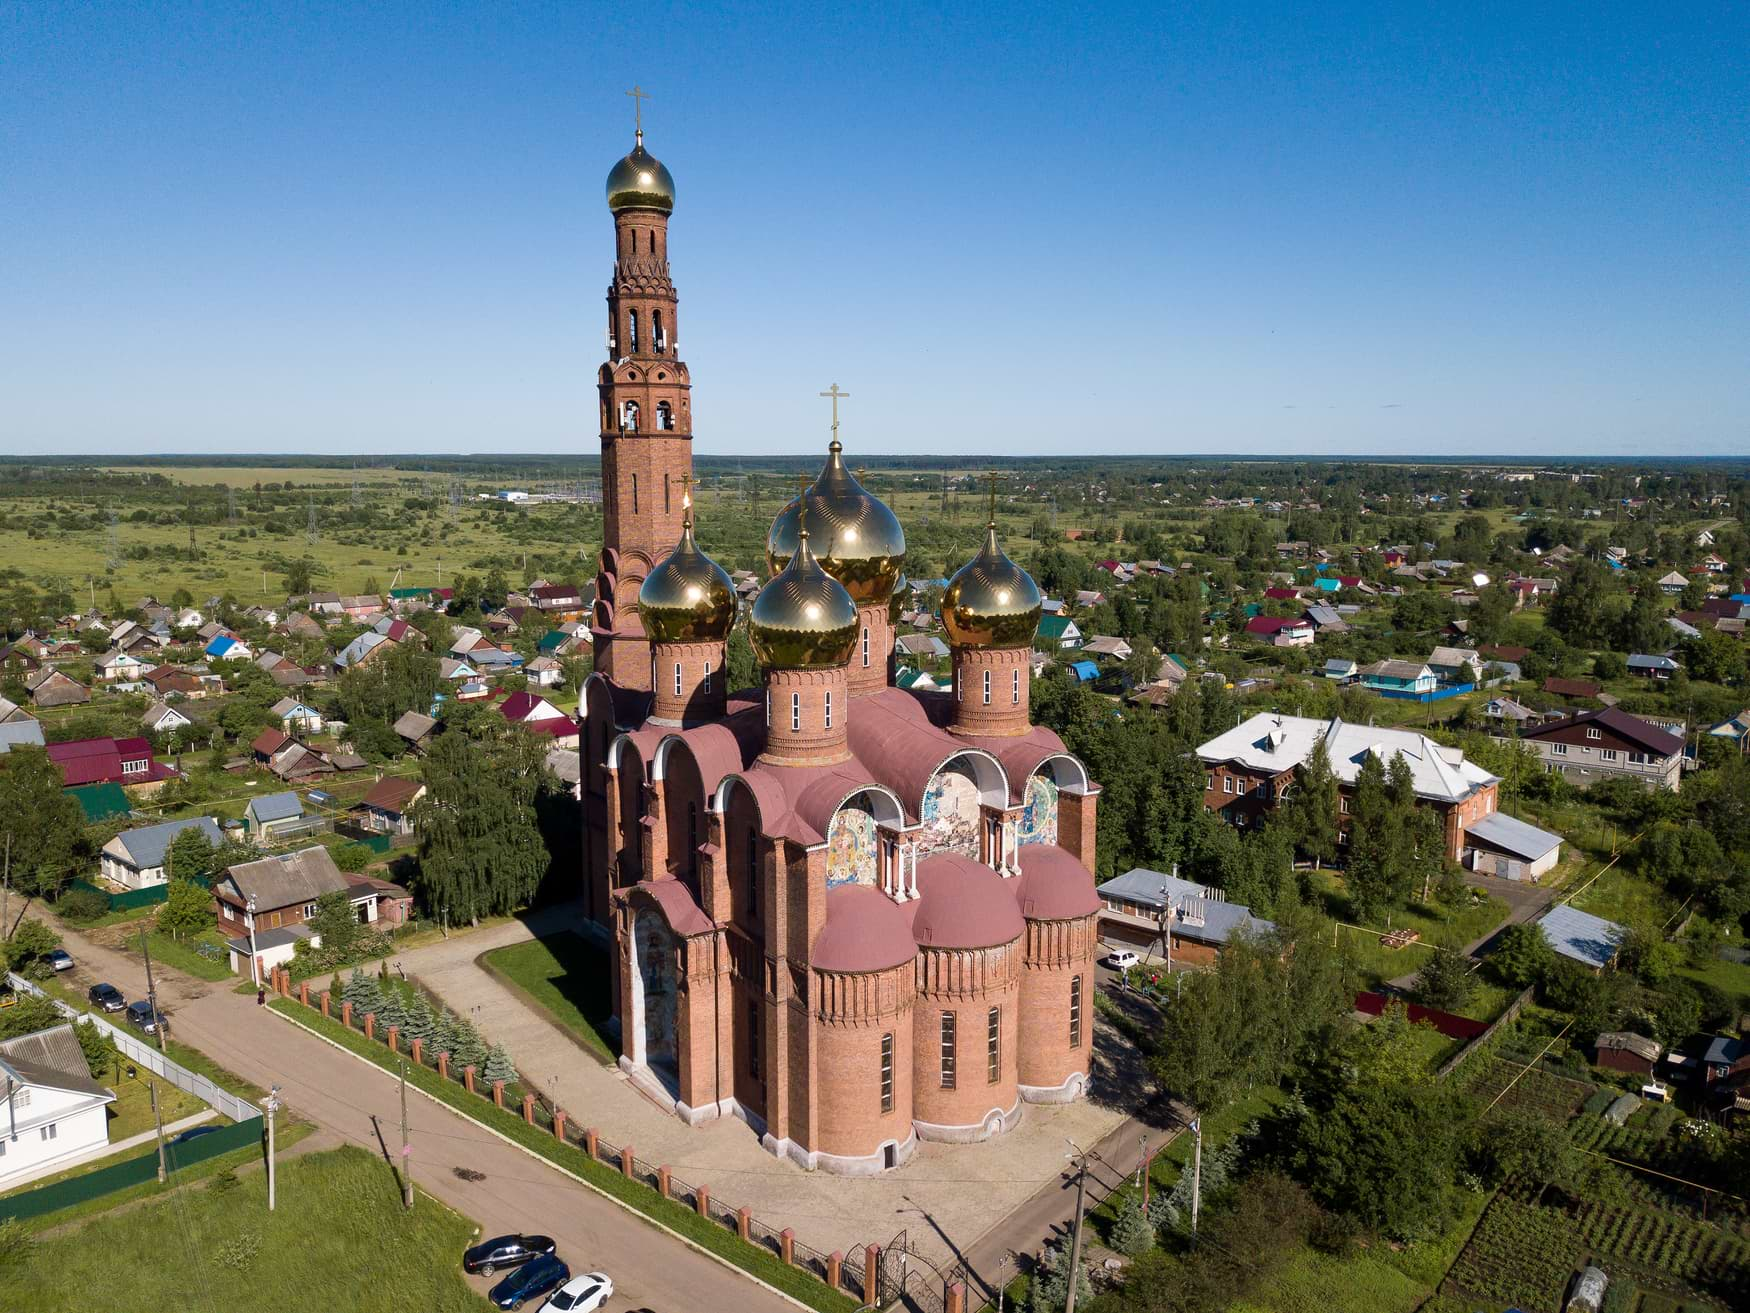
{"left": 628, "top": 309, "right": 639, "bottom": 353}
{"left": 622, "top": 400, "right": 640, "bottom": 432}
{"left": 648, "top": 229, "right": 656, "bottom": 254}
{"left": 653, "top": 310, "right": 665, "bottom": 353}
{"left": 631, "top": 472, "right": 639, "bottom": 513}
{"left": 656, "top": 401, "right": 673, "bottom": 431}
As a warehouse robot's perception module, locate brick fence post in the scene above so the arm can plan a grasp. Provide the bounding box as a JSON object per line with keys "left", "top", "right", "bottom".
{"left": 521, "top": 1092, "right": 535, "bottom": 1124}
{"left": 584, "top": 1128, "right": 598, "bottom": 1159}
{"left": 363, "top": 1012, "right": 375, "bottom": 1041}
{"left": 463, "top": 1064, "right": 476, "bottom": 1094}
{"left": 492, "top": 1080, "right": 505, "bottom": 1109}
{"left": 553, "top": 1110, "right": 567, "bottom": 1142}
{"left": 779, "top": 1228, "right": 794, "bottom": 1266}
{"left": 386, "top": 1025, "right": 399, "bottom": 1054}
{"left": 695, "top": 1185, "right": 710, "bottom": 1219}
{"left": 436, "top": 1051, "right": 449, "bottom": 1080}
{"left": 864, "top": 1246, "right": 879, "bottom": 1301}
{"left": 736, "top": 1206, "right": 751, "bottom": 1241}
{"left": 280, "top": 968, "right": 291, "bottom": 996}
{"left": 341, "top": 1000, "right": 352, "bottom": 1029}
{"left": 410, "top": 1037, "right": 423, "bottom": 1066}
{"left": 298, "top": 981, "right": 309, "bottom": 1006}
{"left": 619, "top": 1145, "right": 634, "bottom": 1178}
{"left": 946, "top": 1280, "right": 965, "bottom": 1313}
{"left": 657, "top": 1165, "right": 670, "bottom": 1198}
{"left": 827, "top": 1251, "right": 841, "bottom": 1290}
{"left": 320, "top": 990, "right": 331, "bottom": 1018}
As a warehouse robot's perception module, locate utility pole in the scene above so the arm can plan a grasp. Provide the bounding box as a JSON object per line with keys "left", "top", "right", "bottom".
{"left": 138, "top": 924, "right": 167, "bottom": 1054}
{"left": 149, "top": 1076, "right": 167, "bottom": 1182}
{"left": 2, "top": 833, "right": 11, "bottom": 940}
{"left": 1189, "top": 1117, "right": 1203, "bottom": 1238}
{"left": 263, "top": 1085, "right": 282, "bottom": 1211}
{"left": 1064, "top": 1140, "right": 1089, "bottom": 1313}
{"left": 399, "top": 1060, "right": 413, "bottom": 1210}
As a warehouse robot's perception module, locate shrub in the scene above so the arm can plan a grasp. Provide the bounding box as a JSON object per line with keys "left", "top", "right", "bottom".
{"left": 331, "top": 842, "right": 374, "bottom": 873}
{"left": 53, "top": 887, "right": 110, "bottom": 923}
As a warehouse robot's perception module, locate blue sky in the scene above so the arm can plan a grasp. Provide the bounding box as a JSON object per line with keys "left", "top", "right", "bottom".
{"left": 3, "top": 1, "right": 1745, "bottom": 457}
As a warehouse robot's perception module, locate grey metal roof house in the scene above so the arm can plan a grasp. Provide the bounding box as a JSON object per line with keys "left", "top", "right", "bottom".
{"left": 1536, "top": 904, "right": 1623, "bottom": 970}
{"left": 1096, "top": 867, "right": 1275, "bottom": 948}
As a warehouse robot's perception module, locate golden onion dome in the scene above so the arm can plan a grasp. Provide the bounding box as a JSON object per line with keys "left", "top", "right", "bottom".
{"left": 638, "top": 514, "right": 737, "bottom": 645}
{"left": 606, "top": 135, "right": 676, "bottom": 214}
{"left": 749, "top": 527, "right": 859, "bottom": 669}
{"left": 941, "top": 521, "right": 1043, "bottom": 649}
{"left": 766, "top": 441, "right": 905, "bottom": 606}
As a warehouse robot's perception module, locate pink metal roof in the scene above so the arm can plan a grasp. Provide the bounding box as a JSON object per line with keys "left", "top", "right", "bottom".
{"left": 812, "top": 884, "right": 917, "bottom": 973}
{"left": 910, "top": 852, "right": 1024, "bottom": 950}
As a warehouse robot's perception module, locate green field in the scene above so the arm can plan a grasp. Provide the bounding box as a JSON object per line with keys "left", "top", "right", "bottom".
{"left": 7, "top": 1146, "right": 487, "bottom": 1313}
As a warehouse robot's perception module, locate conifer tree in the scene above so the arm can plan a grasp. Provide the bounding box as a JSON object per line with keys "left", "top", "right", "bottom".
{"left": 1282, "top": 735, "right": 1339, "bottom": 868}
{"left": 1110, "top": 1191, "right": 1154, "bottom": 1257}
{"left": 452, "top": 1014, "right": 488, "bottom": 1070}
{"left": 483, "top": 1043, "right": 518, "bottom": 1085}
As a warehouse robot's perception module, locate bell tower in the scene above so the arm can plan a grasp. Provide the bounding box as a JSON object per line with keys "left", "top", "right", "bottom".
{"left": 593, "top": 86, "right": 693, "bottom": 691}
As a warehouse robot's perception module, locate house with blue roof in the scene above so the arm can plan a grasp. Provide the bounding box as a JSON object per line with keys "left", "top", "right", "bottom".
{"left": 100, "top": 816, "right": 223, "bottom": 890}
{"left": 1069, "top": 660, "right": 1100, "bottom": 683}
{"left": 1095, "top": 867, "right": 1275, "bottom": 965}
{"left": 204, "top": 634, "right": 252, "bottom": 661}
{"left": 243, "top": 792, "right": 312, "bottom": 845}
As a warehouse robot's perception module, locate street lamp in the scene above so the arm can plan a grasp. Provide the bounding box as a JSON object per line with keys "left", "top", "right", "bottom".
{"left": 246, "top": 895, "right": 260, "bottom": 986}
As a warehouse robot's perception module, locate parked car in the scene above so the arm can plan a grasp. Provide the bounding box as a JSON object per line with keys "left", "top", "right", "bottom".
{"left": 1103, "top": 949, "right": 1141, "bottom": 971}
{"left": 463, "top": 1234, "right": 557, "bottom": 1276}
{"left": 489, "top": 1254, "right": 570, "bottom": 1309}
{"left": 47, "top": 949, "right": 74, "bottom": 972}
{"left": 88, "top": 983, "right": 126, "bottom": 1013}
{"left": 539, "top": 1273, "right": 613, "bottom": 1313}
{"left": 123, "top": 1000, "right": 169, "bottom": 1035}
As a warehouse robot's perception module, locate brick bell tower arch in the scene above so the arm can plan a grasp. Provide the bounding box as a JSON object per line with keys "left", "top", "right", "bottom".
{"left": 593, "top": 99, "right": 693, "bottom": 691}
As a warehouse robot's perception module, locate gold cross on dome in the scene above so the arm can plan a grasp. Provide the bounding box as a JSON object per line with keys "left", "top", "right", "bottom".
{"left": 796, "top": 474, "right": 813, "bottom": 538}
{"left": 626, "top": 85, "right": 650, "bottom": 139}
{"left": 986, "top": 471, "right": 1000, "bottom": 524}
{"left": 818, "top": 383, "right": 850, "bottom": 439}
{"left": 679, "top": 473, "right": 694, "bottom": 524}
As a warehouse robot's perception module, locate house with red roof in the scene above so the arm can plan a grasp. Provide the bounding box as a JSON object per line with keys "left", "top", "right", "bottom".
{"left": 1244, "top": 616, "right": 1315, "bottom": 647}
{"left": 1262, "top": 587, "right": 1300, "bottom": 601}
{"left": 529, "top": 583, "right": 588, "bottom": 620}
{"left": 45, "top": 737, "right": 177, "bottom": 790}
{"left": 498, "top": 691, "right": 580, "bottom": 746}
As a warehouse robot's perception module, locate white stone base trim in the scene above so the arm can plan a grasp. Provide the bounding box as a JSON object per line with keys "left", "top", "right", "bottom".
{"left": 618, "top": 1056, "right": 679, "bottom": 1111}
{"left": 1019, "top": 1070, "right": 1089, "bottom": 1105}
{"left": 911, "top": 1097, "right": 1023, "bottom": 1144}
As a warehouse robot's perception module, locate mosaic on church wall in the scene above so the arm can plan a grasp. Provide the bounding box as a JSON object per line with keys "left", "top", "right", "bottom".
{"left": 919, "top": 766, "right": 981, "bottom": 859}
{"left": 825, "top": 805, "right": 879, "bottom": 888}
{"left": 1018, "top": 773, "right": 1058, "bottom": 847}
{"left": 636, "top": 912, "right": 679, "bottom": 1071}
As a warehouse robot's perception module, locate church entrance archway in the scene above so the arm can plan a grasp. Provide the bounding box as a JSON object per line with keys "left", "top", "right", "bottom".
{"left": 628, "top": 908, "right": 680, "bottom": 1092}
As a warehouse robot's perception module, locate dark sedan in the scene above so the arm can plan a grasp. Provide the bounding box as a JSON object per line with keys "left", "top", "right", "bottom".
{"left": 123, "top": 1000, "right": 168, "bottom": 1035}
{"left": 488, "top": 1253, "right": 569, "bottom": 1309}
{"left": 88, "top": 983, "right": 126, "bottom": 1013}
{"left": 462, "top": 1233, "right": 556, "bottom": 1276}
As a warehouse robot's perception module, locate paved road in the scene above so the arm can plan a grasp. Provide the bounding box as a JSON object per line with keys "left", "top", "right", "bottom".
{"left": 25, "top": 907, "right": 800, "bottom": 1313}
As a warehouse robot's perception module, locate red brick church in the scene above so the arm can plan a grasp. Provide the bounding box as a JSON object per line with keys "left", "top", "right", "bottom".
{"left": 577, "top": 119, "right": 1103, "bottom": 1174}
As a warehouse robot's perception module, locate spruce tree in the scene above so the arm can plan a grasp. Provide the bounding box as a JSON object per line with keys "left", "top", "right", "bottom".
{"left": 432, "top": 1006, "right": 460, "bottom": 1057}
{"left": 404, "top": 995, "right": 436, "bottom": 1047}
{"left": 483, "top": 1043, "right": 518, "bottom": 1085}
{"left": 1110, "top": 1191, "right": 1154, "bottom": 1257}
{"left": 1283, "top": 735, "right": 1339, "bottom": 868}
{"left": 1028, "top": 1240, "right": 1090, "bottom": 1313}
{"left": 452, "top": 1014, "right": 488, "bottom": 1070}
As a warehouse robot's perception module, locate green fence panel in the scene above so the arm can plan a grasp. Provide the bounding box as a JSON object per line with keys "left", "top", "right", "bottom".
{"left": 65, "top": 873, "right": 213, "bottom": 914}
{"left": 0, "top": 1118, "right": 262, "bottom": 1222}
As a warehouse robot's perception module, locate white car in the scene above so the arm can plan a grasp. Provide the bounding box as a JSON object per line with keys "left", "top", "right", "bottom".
{"left": 540, "top": 1272, "right": 613, "bottom": 1312}
{"left": 1103, "top": 949, "right": 1141, "bottom": 971}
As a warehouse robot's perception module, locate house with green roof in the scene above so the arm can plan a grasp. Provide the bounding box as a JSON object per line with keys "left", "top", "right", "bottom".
{"left": 1037, "top": 614, "right": 1082, "bottom": 649}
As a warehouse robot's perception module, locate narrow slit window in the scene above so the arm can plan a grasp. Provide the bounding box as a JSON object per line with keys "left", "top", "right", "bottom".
{"left": 880, "top": 1033, "right": 895, "bottom": 1113}
{"left": 702, "top": 660, "right": 712, "bottom": 694}
{"left": 987, "top": 1006, "right": 1001, "bottom": 1083}
{"left": 982, "top": 669, "right": 991, "bottom": 704}
{"left": 631, "top": 472, "right": 639, "bottom": 513}
{"left": 748, "top": 998, "right": 761, "bottom": 1080}
{"left": 940, "top": 1011, "right": 957, "bottom": 1089}
{"left": 1070, "top": 975, "right": 1083, "bottom": 1049}
{"left": 673, "top": 663, "right": 683, "bottom": 697}
{"left": 628, "top": 309, "right": 639, "bottom": 352}
{"left": 862, "top": 626, "right": 870, "bottom": 667}
{"left": 791, "top": 691, "right": 801, "bottom": 732}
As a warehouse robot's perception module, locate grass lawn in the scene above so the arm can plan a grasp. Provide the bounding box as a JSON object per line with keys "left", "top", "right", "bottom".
{"left": 131, "top": 928, "right": 235, "bottom": 983}
{"left": 1308, "top": 871, "right": 1509, "bottom": 987}
{"left": 1674, "top": 954, "right": 1750, "bottom": 1016}
{"left": 480, "top": 931, "right": 618, "bottom": 1063}
{"left": 96, "top": 1059, "right": 208, "bottom": 1140}
{"left": 6, "top": 1146, "right": 487, "bottom": 1312}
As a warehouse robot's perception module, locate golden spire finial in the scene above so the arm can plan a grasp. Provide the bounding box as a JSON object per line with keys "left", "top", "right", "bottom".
{"left": 626, "top": 84, "right": 650, "bottom": 144}
{"left": 818, "top": 383, "right": 850, "bottom": 446}
{"left": 679, "top": 473, "right": 694, "bottom": 528}
{"left": 986, "top": 470, "right": 1000, "bottom": 528}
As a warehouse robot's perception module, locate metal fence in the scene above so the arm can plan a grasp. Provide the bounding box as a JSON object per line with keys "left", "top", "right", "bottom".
{"left": 0, "top": 1117, "right": 262, "bottom": 1222}
{"left": 7, "top": 973, "right": 262, "bottom": 1124}
{"left": 63, "top": 874, "right": 214, "bottom": 914}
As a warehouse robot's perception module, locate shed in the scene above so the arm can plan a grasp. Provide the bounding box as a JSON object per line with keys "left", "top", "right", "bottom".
{"left": 1594, "top": 1031, "right": 1661, "bottom": 1077}
{"left": 1463, "top": 812, "right": 1564, "bottom": 881}
{"left": 1536, "top": 905, "right": 1623, "bottom": 971}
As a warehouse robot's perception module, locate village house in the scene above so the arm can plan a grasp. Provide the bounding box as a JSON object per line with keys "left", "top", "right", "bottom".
{"left": 1626, "top": 654, "right": 1679, "bottom": 680}
{"left": 1594, "top": 1031, "right": 1661, "bottom": 1078}
{"left": 356, "top": 775, "right": 425, "bottom": 836}
{"left": 1514, "top": 707, "right": 1686, "bottom": 792}
{"left": 213, "top": 846, "right": 381, "bottom": 979}
{"left": 142, "top": 665, "right": 207, "bottom": 699}
{"left": 270, "top": 696, "right": 324, "bottom": 735}
{"left": 529, "top": 582, "right": 588, "bottom": 619}
{"left": 1036, "top": 614, "right": 1082, "bottom": 649}
{"left": 94, "top": 649, "right": 148, "bottom": 683}
{"left": 1244, "top": 616, "right": 1315, "bottom": 647}
{"left": 46, "top": 736, "right": 175, "bottom": 790}
{"left": 1196, "top": 713, "right": 1514, "bottom": 861}
{"left": 1094, "top": 868, "right": 1275, "bottom": 965}
{"left": 0, "top": 1025, "right": 115, "bottom": 1189}
{"left": 26, "top": 669, "right": 90, "bottom": 708}
{"left": 99, "top": 816, "right": 224, "bottom": 890}
{"left": 242, "top": 791, "right": 318, "bottom": 845}
{"left": 392, "top": 710, "right": 438, "bottom": 753}
{"left": 1426, "top": 646, "right": 1484, "bottom": 685}
{"left": 140, "top": 701, "right": 193, "bottom": 735}
{"left": 1357, "top": 659, "right": 1438, "bottom": 695}
{"left": 1080, "top": 635, "right": 1133, "bottom": 661}
{"left": 497, "top": 690, "right": 580, "bottom": 746}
